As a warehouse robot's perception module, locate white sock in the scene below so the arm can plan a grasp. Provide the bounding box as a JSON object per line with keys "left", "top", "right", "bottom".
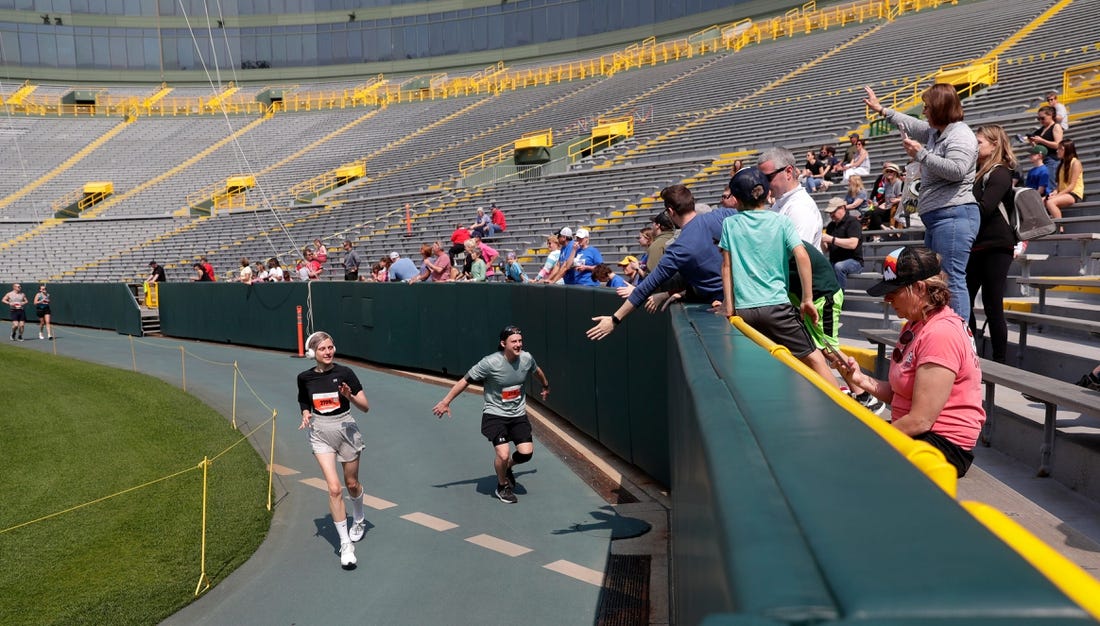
{"left": 335, "top": 519, "right": 350, "bottom": 545}
{"left": 351, "top": 492, "right": 364, "bottom": 523}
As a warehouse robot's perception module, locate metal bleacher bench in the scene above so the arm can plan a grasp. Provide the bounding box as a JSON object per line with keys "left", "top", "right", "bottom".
{"left": 857, "top": 327, "right": 1100, "bottom": 478}
{"left": 1003, "top": 310, "right": 1100, "bottom": 365}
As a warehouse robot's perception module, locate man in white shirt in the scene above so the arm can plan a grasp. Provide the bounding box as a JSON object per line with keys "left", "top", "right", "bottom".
{"left": 758, "top": 146, "right": 823, "bottom": 248}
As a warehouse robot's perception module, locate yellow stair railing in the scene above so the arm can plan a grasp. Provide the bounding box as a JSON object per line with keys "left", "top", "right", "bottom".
{"left": 3, "top": 81, "right": 36, "bottom": 105}
{"left": 1063, "top": 59, "right": 1100, "bottom": 104}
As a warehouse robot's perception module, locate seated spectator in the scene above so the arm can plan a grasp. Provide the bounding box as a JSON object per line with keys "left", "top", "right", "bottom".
{"left": 717, "top": 167, "right": 841, "bottom": 390}
{"left": 295, "top": 259, "right": 309, "bottom": 281}
{"left": 841, "top": 136, "right": 871, "bottom": 183}
{"left": 840, "top": 246, "right": 986, "bottom": 477}
{"left": 199, "top": 256, "right": 216, "bottom": 281}
{"left": 503, "top": 252, "right": 528, "bottom": 283}
{"left": 1024, "top": 145, "right": 1051, "bottom": 197}
{"left": 470, "top": 207, "right": 492, "bottom": 239}
{"left": 592, "top": 264, "right": 629, "bottom": 288}
{"left": 191, "top": 263, "right": 212, "bottom": 282}
{"left": 1045, "top": 90, "right": 1069, "bottom": 130}
{"left": 1027, "top": 105, "right": 1063, "bottom": 173}
{"left": 536, "top": 235, "right": 562, "bottom": 283}
{"left": 387, "top": 251, "right": 419, "bottom": 282}
{"left": 313, "top": 238, "right": 328, "bottom": 264}
{"left": 866, "top": 162, "right": 903, "bottom": 232}
{"left": 800, "top": 150, "right": 828, "bottom": 193}
{"left": 1045, "top": 138, "right": 1084, "bottom": 227}
{"left": 408, "top": 244, "right": 434, "bottom": 284}
{"left": 238, "top": 257, "right": 253, "bottom": 284}
{"left": 256, "top": 263, "right": 269, "bottom": 282}
{"left": 371, "top": 261, "right": 387, "bottom": 283}
{"left": 490, "top": 203, "right": 507, "bottom": 235}
{"left": 449, "top": 223, "right": 471, "bottom": 258}
{"left": 306, "top": 248, "right": 324, "bottom": 280}
{"left": 822, "top": 199, "right": 865, "bottom": 289}
{"left": 425, "top": 242, "right": 452, "bottom": 282}
{"left": 617, "top": 255, "right": 645, "bottom": 286}
{"left": 571, "top": 228, "right": 603, "bottom": 286}
{"left": 266, "top": 257, "right": 285, "bottom": 282}
{"left": 727, "top": 158, "right": 744, "bottom": 178}
{"left": 463, "top": 238, "right": 498, "bottom": 279}
{"left": 648, "top": 211, "right": 676, "bottom": 268}
{"left": 820, "top": 144, "right": 842, "bottom": 186}
{"left": 467, "top": 246, "right": 487, "bottom": 282}
{"left": 843, "top": 174, "right": 868, "bottom": 219}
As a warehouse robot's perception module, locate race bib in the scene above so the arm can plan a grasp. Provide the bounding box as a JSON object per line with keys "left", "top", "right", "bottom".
{"left": 312, "top": 392, "right": 341, "bottom": 414}
{"left": 501, "top": 385, "right": 522, "bottom": 402}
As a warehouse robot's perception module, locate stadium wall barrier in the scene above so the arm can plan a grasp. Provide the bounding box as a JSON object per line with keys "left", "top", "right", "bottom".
{"left": 0, "top": 282, "right": 142, "bottom": 336}
{"left": 670, "top": 306, "right": 1093, "bottom": 623}
{"left": 156, "top": 281, "right": 671, "bottom": 485}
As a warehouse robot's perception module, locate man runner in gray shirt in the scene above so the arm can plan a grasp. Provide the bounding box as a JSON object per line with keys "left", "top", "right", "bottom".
{"left": 433, "top": 325, "right": 550, "bottom": 503}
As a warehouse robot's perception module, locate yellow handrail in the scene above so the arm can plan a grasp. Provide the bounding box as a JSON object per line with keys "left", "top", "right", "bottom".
{"left": 1063, "top": 59, "right": 1100, "bottom": 104}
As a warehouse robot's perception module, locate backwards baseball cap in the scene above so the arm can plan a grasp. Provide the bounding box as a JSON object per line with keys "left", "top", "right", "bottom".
{"left": 557, "top": 226, "right": 574, "bottom": 238}
{"left": 883, "top": 162, "right": 901, "bottom": 174}
{"left": 1028, "top": 144, "right": 1048, "bottom": 156}
{"left": 618, "top": 255, "right": 638, "bottom": 266}
{"left": 867, "top": 246, "right": 942, "bottom": 297}
{"left": 729, "top": 167, "right": 770, "bottom": 206}
{"left": 575, "top": 228, "right": 590, "bottom": 239}
{"left": 389, "top": 251, "right": 400, "bottom": 260}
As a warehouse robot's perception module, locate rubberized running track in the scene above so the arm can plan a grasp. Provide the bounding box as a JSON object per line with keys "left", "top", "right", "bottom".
{"left": 15, "top": 329, "right": 640, "bottom": 625}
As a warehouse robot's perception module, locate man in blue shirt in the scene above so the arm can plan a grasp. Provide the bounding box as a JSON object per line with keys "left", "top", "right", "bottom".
{"left": 587, "top": 184, "right": 736, "bottom": 340}
{"left": 571, "top": 228, "right": 603, "bottom": 286}
{"left": 387, "top": 251, "right": 419, "bottom": 282}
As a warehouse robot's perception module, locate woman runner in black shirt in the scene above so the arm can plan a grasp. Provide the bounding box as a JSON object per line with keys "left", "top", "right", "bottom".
{"left": 297, "top": 331, "right": 370, "bottom": 568}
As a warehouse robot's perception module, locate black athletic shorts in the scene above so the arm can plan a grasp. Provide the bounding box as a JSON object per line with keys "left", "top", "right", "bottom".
{"left": 36, "top": 305, "right": 50, "bottom": 316}
{"left": 914, "top": 431, "right": 974, "bottom": 478}
{"left": 481, "top": 412, "right": 532, "bottom": 446}
{"left": 10, "top": 309, "right": 25, "bottom": 322}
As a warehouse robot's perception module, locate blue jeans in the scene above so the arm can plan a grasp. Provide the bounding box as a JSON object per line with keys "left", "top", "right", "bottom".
{"left": 832, "top": 258, "right": 863, "bottom": 290}
{"left": 803, "top": 176, "right": 824, "bottom": 193}
{"left": 921, "top": 203, "right": 979, "bottom": 322}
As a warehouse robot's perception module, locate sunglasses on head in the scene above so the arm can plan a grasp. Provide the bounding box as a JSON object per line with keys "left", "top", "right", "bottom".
{"left": 892, "top": 329, "right": 915, "bottom": 363}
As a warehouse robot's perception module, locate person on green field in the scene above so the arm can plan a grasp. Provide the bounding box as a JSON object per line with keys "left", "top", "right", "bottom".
{"left": 433, "top": 325, "right": 550, "bottom": 504}
{"left": 297, "top": 331, "right": 371, "bottom": 568}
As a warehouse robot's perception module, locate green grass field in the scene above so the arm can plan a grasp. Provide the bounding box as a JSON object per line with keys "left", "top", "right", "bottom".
{"left": 0, "top": 343, "right": 271, "bottom": 626}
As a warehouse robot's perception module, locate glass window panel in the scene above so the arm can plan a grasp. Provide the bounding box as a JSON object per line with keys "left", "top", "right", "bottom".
{"left": 18, "top": 30, "right": 37, "bottom": 64}
{"left": 109, "top": 31, "right": 126, "bottom": 66}
{"left": 346, "top": 25, "right": 361, "bottom": 61}
{"left": 126, "top": 34, "right": 142, "bottom": 67}
{"left": 55, "top": 29, "right": 76, "bottom": 66}
{"left": 143, "top": 35, "right": 160, "bottom": 70}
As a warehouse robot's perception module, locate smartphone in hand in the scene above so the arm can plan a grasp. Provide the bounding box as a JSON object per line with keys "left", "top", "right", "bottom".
{"left": 822, "top": 344, "right": 851, "bottom": 372}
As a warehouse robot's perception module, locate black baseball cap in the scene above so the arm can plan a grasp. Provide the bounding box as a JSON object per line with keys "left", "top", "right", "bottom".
{"left": 867, "top": 246, "right": 942, "bottom": 297}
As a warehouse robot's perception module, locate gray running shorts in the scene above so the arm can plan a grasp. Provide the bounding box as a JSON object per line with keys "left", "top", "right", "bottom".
{"left": 308, "top": 413, "right": 364, "bottom": 462}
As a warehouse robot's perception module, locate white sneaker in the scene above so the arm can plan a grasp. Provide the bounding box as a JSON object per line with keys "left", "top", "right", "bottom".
{"left": 339, "top": 542, "right": 356, "bottom": 567}
{"left": 38, "top": 332, "right": 44, "bottom": 340}
{"left": 349, "top": 518, "right": 366, "bottom": 542}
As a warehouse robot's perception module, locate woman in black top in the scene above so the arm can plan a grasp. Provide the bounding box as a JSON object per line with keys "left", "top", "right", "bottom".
{"left": 297, "top": 331, "right": 371, "bottom": 567}
{"left": 967, "top": 125, "right": 1017, "bottom": 363}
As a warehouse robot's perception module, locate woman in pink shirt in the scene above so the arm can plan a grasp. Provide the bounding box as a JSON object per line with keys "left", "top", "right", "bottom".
{"left": 841, "top": 246, "right": 985, "bottom": 477}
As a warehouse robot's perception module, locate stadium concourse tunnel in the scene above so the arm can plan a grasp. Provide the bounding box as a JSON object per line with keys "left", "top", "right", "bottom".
{"left": 5, "top": 281, "right": 1099, "bottom": 624}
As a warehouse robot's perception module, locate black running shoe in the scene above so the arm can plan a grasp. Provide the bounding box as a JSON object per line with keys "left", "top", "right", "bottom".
{"left": 1076, "top": 373, "right": 1100, "bottom": 392}
{"left": 505, "top": 467, "right": 516, "bottom": 488}
{"left": 494, "top": 483, "right": 517, "bottom": 504}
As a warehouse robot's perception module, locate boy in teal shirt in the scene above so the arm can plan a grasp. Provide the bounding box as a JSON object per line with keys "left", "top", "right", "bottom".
{"left": 719, "top": 167, "right": 841, "bottom": 389}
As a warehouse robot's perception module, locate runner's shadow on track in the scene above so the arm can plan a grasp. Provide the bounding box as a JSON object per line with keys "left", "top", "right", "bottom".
{"left": 432, "top": 469, "right": 537, "bottom": 495}
{"left": 313, "top": 516, "right": 376, "bottom": 550}
{"left": 551, "top": 506, "right": 651, "bottom": 539}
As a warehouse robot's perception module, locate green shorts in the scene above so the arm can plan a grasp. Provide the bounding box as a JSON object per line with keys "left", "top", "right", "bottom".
{"left": 790, "top": 289, "right": 843, "bottom": 350}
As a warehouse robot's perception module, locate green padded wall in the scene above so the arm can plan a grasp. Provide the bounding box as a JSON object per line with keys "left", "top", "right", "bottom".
{"left": 1, "top": 282, "right": 142, "bottom": 336}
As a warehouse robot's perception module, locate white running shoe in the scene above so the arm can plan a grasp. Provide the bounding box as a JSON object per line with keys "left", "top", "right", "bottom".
{"left": 339, "top": 542, "right": 357, "bottom": 567}
{"left": 349, "top": 518, "right": 366, "bottom": 542}
{"left": 38, "top": 332, "right": 44, "bottom": 340}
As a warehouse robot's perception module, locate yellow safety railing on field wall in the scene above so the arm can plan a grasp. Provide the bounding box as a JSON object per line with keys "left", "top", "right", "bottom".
{"left": 458, "top": 128, "right": 553, "bottom": 176}
{"left": 287, "top": 159, "right": 367, "bottom": 202}
{"left": 1, "top": 0, "right": 959, "bottom": 119}
{"left": 726, "top": 314, "right": 1100, "bottom": 621}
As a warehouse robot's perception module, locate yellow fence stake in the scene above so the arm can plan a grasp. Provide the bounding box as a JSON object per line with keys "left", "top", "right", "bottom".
{"left": 129, "top": 335, "right": 137, "bottom": 371}
{"left": 232, "top": 362, "right": 239, "bottom": 429}
{"left": 180, "top": 345, "right": 186, "bottom": 391}
{"left": 267, "top": 409, "right": 277, "bottom": 512}
{"left": 194, "top": 456, "right": 211, "bottom": 596}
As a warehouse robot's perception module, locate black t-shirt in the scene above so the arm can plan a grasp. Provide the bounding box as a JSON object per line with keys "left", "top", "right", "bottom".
{"left": 824, "top": 214, "right": 864, "bottom": 264}
{"left": 804, "top": 159, "right": 826, "bottom": 176}
{"left": 150, "top": 265, "right": 166, "bottom": 282}
{"left": 297, "top": 363, "right": 363, "bottom": 416}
